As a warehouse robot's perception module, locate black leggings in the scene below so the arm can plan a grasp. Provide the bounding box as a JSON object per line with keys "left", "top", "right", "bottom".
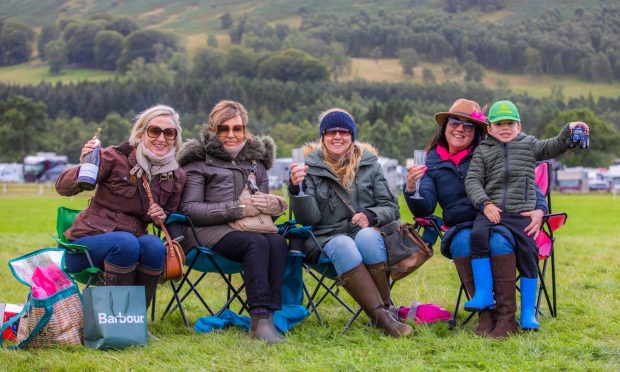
{"left": 211, "top": 231, "right": 288, "bottom": 310}
{"left": 471, "top": 212, "right": 539, "bottom": 278}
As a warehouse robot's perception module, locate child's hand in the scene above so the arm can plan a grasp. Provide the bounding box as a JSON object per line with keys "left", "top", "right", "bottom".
{"left": 483, "top": 203, "right": 502, "bottom": 224}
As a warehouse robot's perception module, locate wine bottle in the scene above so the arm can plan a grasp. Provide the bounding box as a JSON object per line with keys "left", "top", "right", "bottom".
{"left": 77, "top": 128, "right": 102, "bottom": 191}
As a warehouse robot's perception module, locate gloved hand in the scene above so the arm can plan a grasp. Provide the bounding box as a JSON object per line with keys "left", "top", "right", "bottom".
{"left": 251, "top": 193, "right": 288, "bottom": 216}
{"left": 239, "top": 190, "right": 261, "bottom": 217}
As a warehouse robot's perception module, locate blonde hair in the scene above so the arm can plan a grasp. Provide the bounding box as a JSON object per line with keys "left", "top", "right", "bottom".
{"left": 207, "top": 100, "right": 253, "bottom": 139}
{"left": 129, "top": 104, "right": 182, "bottom": 149}
{"left": 319, "top": 108, "right": 361, "bottom": 190}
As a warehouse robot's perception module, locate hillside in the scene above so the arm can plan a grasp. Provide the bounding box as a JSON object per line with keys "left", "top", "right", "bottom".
{"left": 0, "top": 0, "right": 603, "bottom": 35}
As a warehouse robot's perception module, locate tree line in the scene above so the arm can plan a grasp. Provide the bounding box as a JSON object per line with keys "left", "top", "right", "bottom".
{"left": 225, "top": 5, "right": 620, "bottom": 82}
{"left": 1, "top": 76, "right": 618, "bottom": 167}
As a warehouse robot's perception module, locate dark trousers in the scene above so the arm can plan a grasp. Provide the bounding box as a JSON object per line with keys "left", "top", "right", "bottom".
{"left": 471, "top": 212, "right": 538, "bottom": 278}
{"left": 211, "top": 231, "right": 288, "bottom": 311}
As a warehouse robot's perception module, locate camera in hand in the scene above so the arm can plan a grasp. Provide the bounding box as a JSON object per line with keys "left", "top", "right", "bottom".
{"left": 567, "top": 127, "right": 589, "bottom": 149}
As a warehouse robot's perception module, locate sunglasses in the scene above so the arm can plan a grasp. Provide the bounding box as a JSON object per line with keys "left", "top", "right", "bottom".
{"left": 322, "top": 129, "right": 352, "bottom": 137}
{"left": 447, "top": 118, "right": 476, "bottom": 133}
{"left": 146, "top": 126, "right": 177, "bottom": 140}
{"left": 216, "top": 124, "right": 245, "bottom": 136}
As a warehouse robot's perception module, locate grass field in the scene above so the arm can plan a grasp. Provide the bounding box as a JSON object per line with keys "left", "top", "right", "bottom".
{"left": 0, "top": 64, "right": 115, "bottom": 85}
{"left": 0, "top": 185, "right": 618, "bottom": 369}
{"left": 343, "top": 58, "right": 620, "bottom": 100}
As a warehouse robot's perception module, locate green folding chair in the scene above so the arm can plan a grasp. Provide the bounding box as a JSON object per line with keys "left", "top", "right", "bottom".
{"left": 52, "top": 206, "right": 102, "bottom": 287}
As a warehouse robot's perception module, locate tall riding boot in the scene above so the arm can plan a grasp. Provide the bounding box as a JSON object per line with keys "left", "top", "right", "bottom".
{"left": 135, "top": 265, "right": 162, "bottom": 309}
{"left": 103, "top": 262, "right": 136, "bottom": 286}
{"left": 249, "top": 311, "right": 284, "bottom": 344}
{"left": 464, "top": 258, "right": 496, "bottom": 311}
{"left": 520, "top": 277, "right": 540, "bottom": 330}
{"left": 488, "top": 253, "right": 517, "bottom": 339}
{"left": 339, "top": 264, "right": 412, "bottom": 338}
{"left": 454, "top": 257, "right": 495, "bottom": 336}
{"left": 367, "top": 262, "right": 391, "bottom": 309}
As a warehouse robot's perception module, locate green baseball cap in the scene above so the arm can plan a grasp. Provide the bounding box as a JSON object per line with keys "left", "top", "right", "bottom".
{"left": 488, "top": 100, "right": 520, "bottom": 123}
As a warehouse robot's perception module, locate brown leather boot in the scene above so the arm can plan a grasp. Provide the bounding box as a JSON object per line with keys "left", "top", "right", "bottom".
{"left": 367, "top": 262, "right": 391, "bottom": 309}
{"left": 103, "top": 262, "right": 136, "bottom": 286}
{"left": 487, "top": 253, "right": 517, "bottom": 339}
{"left": 249, "top": 312, "right": 284, "bottom": 344}
{"left": 453, "top": 257, "right": 496, "bottom": 336}
{"left": 339, "top": 264, "right": 412, "bottom": 338}
{"left": 136, "top": 265, "right": 162, "bottom": 309}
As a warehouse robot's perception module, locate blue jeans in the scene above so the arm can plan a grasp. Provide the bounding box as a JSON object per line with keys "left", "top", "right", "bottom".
{"left": 65, "top": 231, "right": 166, "bottom": 273}
{"left": 321, "top": 228, "right": 387, "bottom": 276}
{"left": 450, "top": 228, "right": 514, "bottom": 258}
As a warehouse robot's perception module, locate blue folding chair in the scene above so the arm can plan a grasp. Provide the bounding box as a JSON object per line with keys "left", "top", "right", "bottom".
{"left": 160, "top": 213, "right": 247, "bottom": 327}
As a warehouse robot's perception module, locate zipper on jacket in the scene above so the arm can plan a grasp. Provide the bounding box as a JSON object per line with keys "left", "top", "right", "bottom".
{"left": 210, "top": 205, "right": 243, "bottom": 213}
{"left": 501, "top": 144, "right": 509, "bottom": 211}
{"left": 354, "top": 176, "right": 360, "bottom": 210}
{"left": 524, "top": 178, "right": 529, "bottom": 202}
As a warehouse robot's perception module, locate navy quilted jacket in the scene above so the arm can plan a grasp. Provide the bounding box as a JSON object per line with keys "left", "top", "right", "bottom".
{"left": 404, "top": 147, "right": 548, "bottom": 227}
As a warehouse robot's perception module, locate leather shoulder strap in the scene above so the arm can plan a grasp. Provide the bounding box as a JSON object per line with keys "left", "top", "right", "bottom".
{"left": 326, "top": 178, "right": 356, "bottom": 215}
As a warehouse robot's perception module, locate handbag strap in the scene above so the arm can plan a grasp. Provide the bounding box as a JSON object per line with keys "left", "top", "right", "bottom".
{"left": 326, "top": 179, "right": 356, "bottom": 216}
{"left": 109, "top": 290, "right": 131, "bottom": 317}
{"left": 141, "top": 174, "right": 174, "bottom": 245}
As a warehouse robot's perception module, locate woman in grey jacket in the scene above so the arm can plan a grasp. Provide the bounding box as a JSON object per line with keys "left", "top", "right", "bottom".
{"left": 177, "top": 100, "right": 288, "bottom": 344}
{"left": 289, "top": 108, "right": 412, "bottom": 338}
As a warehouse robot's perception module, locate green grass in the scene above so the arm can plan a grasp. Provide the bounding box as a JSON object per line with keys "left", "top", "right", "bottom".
{"left": 0, "top": 64, "right": 115, "bottom": 85}
{"left": 0, "top": 187, "right": 619, "bottom": 369}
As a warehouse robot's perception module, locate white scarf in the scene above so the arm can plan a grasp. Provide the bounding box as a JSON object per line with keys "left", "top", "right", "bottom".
{"left": 130, "top": 141, "right": 179, "bottom": 181}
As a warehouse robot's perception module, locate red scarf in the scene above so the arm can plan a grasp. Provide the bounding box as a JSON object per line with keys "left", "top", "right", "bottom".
{"left": 436, "top": 144, "right": 472, "bottom": 166}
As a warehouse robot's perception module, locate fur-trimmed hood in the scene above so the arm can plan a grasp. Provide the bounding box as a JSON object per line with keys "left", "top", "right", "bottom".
{"left": 177, "top": 131, "right": 276, "bottom": 170}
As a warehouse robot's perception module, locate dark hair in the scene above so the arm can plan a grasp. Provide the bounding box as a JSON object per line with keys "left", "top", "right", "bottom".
{"left": 425, "top": 118, "right": 484, "bottom": 152}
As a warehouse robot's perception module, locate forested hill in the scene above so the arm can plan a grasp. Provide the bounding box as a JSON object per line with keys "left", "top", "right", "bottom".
{"left": 1, "top": 1, "right": 620, "bottom": 168}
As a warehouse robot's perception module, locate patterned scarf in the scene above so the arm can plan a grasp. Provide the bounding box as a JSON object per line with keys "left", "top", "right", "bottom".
{"left": 130, "top": 141, "right": 179, "bottom": 181}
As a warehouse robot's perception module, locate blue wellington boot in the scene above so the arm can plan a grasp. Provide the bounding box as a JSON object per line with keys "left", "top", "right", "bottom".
{"left": 464, "top": 258, "right": 496, "bottom": 311}
{"left": 520, "top": 277, "right": 540, "bottom": 330}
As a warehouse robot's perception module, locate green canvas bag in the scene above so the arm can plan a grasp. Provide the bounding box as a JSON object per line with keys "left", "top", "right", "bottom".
{"left": 82, "top": 286, "right": 148, "bottom": 349}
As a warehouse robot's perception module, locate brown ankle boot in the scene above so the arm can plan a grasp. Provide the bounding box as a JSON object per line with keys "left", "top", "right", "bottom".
{"left": 487, "top": 253, "right": 517, "bottom": 339}
{"left": 454, "top": 257, "right": 496, "bottom": 336}
{"left": 135, "top": 265, "right": 162, "bottom": 309}
{"left": 249, "top": 312, "right": 284, "bottom": 344}
{"left": 103, "top": 262, "right": 136, "bottom": 286}
{"left": 339, "top": 264, "right": 412, "bottom": 338}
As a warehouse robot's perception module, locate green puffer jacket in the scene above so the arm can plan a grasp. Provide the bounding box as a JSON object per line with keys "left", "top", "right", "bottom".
{"left": 465, "top": 123, "right": 571, "bottom": 213}
{"left": 290, "top": 142, "right": 399, "bottom": 252}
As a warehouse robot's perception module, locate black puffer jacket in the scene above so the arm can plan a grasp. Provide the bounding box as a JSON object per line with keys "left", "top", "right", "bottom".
{"left": 176, "top": 132, "right": 275, "bottom": 248}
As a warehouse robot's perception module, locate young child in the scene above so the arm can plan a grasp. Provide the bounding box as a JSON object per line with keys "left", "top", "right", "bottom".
{"left": 464, "top": 100, "right": 589, "bottom": 331}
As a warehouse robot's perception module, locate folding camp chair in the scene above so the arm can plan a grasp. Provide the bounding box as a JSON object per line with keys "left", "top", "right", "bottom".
{"left": 283, "top": 215, "right": 406, "bottom": 334}
{"left": 160, "top": 213, "right": 247, "bottom": 327}
{"left": 442, "top": 161, "right": 567, "bottom": 328}
{"left": 52, "top": 206, "right": 102, "bottom": 287}
{"left": 54, "top": 206, "right": 163, "bottom": 321}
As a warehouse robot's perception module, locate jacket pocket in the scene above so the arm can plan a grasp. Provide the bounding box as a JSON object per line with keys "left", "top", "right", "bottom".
{"left": 524, "top": 178, "right": 529, "bottom": 203}
{"left": 109, "top": 169, "right": 138, "bottom": 199}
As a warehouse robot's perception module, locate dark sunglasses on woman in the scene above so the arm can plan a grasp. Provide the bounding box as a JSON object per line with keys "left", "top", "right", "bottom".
{"left": 147, "top": 126, "right": 177, "bottom": 140}
{"left": 447, "top": 117, "right": 476, "bottom": 132}
{"left": 216, "top": 124, "right": 245, "bottom": 136}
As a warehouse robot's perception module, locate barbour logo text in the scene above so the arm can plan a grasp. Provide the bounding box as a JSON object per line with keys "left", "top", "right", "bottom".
{"left": 98, "top": 312, "right": 145, "bottom": 324}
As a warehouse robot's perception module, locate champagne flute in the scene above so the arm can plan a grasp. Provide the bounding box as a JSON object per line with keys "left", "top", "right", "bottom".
{"left": 291, "top": 148, "right": 306, "bottom": 196}
{"left": 411, "top": 149, "right": 426, "bottom": 199}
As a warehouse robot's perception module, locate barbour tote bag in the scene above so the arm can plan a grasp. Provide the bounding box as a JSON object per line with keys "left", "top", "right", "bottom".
{"left": 82, "top": 286, "right": 148, "bottom": 349}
